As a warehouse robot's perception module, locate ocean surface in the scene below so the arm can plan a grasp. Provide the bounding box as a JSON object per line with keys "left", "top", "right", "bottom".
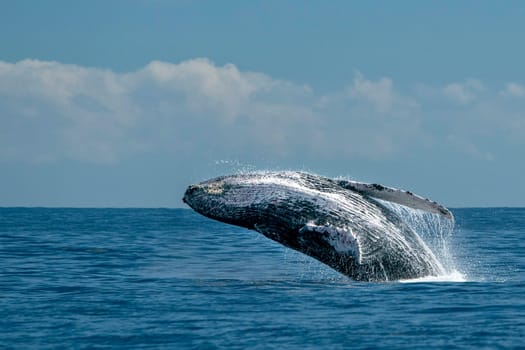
{"left": 1, "top": 207, "right": 524, "bottom": 349}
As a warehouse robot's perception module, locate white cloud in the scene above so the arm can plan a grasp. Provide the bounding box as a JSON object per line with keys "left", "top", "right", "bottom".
{"left": 1, "top": 59, "right": 524, "bottom": 166}
{"left": 345, "top": 72, "right": 418, "bottom": 114}
{"left": 501, "top": 82, "right": 525, "bottom": 98}
{"left": 0, "top": 59, "right": 319, "bottom": 163}
{"left": 348, "top": 73, "right": 395, "bottom": 113}
{"left": 142, "top": 59, "right": 260, "bottom": 121}
{"left": 314, "top": 74, "right": 423, "bottom": 158}
{"left": 442, "top": 79, "right": 484, "bottom": 104}
{"left": 0, "top": 60, "right": 142, "bottom": 163}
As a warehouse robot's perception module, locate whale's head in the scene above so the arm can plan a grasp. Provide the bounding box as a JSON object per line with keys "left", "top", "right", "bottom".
{"left": 182, "top": 175, "right": 253, "bottom": 227}
{"left": 183, "top": 173, "right": 321, "bottom": 245}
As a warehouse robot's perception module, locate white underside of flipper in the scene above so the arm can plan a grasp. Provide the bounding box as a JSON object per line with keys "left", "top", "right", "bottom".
{"left": 299, "top": 223, "right": 362, "bottom": 264}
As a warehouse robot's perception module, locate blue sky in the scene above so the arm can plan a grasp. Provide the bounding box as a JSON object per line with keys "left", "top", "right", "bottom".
{"left": 1, "top": 1, "right": 525, "bottom": 207}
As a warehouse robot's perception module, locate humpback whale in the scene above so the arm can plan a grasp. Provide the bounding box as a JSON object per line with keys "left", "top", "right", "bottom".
{"left": 182, "top": 171, "right": 454, "bottom": 282}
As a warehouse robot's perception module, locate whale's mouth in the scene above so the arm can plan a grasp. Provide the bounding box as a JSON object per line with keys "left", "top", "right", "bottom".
{"left": 182, "top": 185, "right": 194, "bottom": 204}
{"left": 182, "top": 184, "right": 202, "bottom": 207}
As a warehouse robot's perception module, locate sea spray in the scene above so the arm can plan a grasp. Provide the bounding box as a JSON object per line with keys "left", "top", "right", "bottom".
{"left": 377, "top": 199, "right": 462, "bottom": 279}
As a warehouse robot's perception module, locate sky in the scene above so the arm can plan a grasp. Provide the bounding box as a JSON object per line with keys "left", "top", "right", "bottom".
{"left": 1, "top": 0, "right": 525, "bottom": 208}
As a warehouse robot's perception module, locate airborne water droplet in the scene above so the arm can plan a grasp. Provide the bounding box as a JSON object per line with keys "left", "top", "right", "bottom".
{"left": 377, "top": 199, "right": 464, "bottom": 281}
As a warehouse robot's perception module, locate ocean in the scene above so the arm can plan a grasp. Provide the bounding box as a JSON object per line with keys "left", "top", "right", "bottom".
{"left": 1, "top": 207, "right": 524, "bottom": 349}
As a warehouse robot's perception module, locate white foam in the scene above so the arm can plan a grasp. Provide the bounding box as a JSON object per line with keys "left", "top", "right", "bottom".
{"left": 399, "top": 270, "right": 467, "bottom": 283}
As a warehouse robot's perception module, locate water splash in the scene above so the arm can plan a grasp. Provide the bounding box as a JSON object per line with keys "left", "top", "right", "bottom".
{"left": 377, "top": 199, "right": 466, "bottom": 281}
{"left": 213, "top": 159, "right": 257, "bottom": 175}
{"left": 400, "top": 270, "right": 467, "bottom": 283}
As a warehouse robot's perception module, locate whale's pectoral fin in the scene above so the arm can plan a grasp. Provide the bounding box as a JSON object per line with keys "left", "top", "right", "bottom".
{"left": 337, "top": 180, "right": 454, "bottom": 221}
{"left": 298, "top": 223, "right": 362, "bottom": 264}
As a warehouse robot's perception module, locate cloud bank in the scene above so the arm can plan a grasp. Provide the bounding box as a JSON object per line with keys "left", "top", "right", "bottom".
{"left": 1, "top": 59, "right": 524, "bottom": 165}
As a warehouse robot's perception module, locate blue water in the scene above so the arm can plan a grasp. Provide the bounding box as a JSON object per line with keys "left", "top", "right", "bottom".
{"left": 1, "top": 208, "right": 524, "bottom": 349}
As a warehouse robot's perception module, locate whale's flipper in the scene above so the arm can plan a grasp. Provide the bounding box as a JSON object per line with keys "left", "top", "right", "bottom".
{"left": 337, "top": 180, "right": 454, "bottom": 221}
{"left": 298, "top": 223, "right": 362, "bottom": 264}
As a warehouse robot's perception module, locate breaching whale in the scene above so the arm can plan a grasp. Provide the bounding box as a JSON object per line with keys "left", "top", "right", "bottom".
{"left": 182, "top": 171, "right": 454, "bottom": 282}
